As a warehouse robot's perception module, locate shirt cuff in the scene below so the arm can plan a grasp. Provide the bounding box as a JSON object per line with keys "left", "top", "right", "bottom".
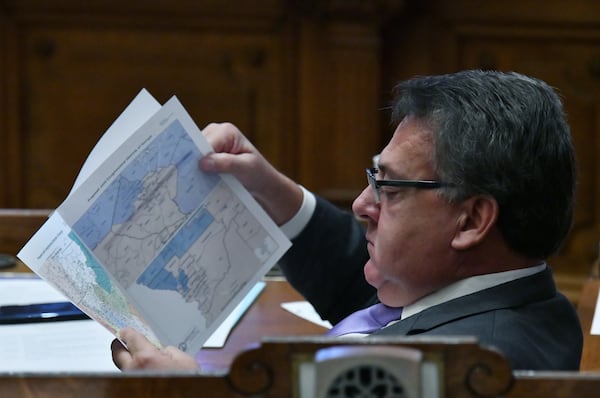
{"left": 279, "top": 185, "right": 316, "bottom": 240}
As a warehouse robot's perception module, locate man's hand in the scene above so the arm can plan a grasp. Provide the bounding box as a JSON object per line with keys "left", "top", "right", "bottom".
{"left": 199, "top": 122, "right": 303, "bottom": 226}
{"left": 111, "top": 327, "right": 199, "bottom": 371}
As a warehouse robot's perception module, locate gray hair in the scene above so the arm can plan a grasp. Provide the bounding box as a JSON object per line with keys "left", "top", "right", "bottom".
{"left": 391, "top": 70, "right": 576, "bottom": 259}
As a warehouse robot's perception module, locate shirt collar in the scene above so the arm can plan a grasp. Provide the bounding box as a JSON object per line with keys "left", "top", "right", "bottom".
{"left": 400, "top": 263, "right": 547, "bottom": 320}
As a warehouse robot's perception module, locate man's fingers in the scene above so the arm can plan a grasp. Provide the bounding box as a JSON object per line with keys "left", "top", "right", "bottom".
{"left": 202, "top": 122, "right": 246, "bottom": 154}
{"left": 113, "top": 327, "right": 161, "bottom": 370}
{"left": 111, "top": 328, "right": 199, "bottom": 371}
{"left": 162, "top": 346, "right": 201, "bottom": 369}
{"left": 118, "top": 327, "right": 156, "bottom": 352}
{"left": 200, "top": 152, "right": 255, "bottom": 174}
{"left": 111, "top": 338, "right": 135, "bottom": 370}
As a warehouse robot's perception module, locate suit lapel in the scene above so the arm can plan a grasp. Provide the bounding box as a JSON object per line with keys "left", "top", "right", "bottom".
{"left": 374, "top": 267, "right": 557, "bottom": 336}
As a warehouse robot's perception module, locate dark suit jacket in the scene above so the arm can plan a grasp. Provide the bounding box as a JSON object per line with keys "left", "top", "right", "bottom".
{"left": 279, "top": 196, "right": 583, "bottom": 370}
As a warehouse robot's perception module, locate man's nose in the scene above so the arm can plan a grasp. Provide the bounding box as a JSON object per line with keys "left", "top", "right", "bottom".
{"left": 352, "top": 185, "right": 379, "bottom": 223}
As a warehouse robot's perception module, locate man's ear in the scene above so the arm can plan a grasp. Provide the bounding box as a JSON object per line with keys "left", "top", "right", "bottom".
{"left": 451, "top": 195, "right": 499, "bottom": 250}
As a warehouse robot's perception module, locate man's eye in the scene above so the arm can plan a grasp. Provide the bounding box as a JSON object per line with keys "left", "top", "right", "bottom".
{"left": 379, "top": 187, "right": 403, "bottom": 199}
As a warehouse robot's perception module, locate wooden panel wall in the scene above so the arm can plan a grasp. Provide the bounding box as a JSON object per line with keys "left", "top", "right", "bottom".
{"left": 0, "top": 0, "right": 403, "bottom": 209}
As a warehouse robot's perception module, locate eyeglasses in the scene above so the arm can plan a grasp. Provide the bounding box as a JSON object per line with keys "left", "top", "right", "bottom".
{"left": 366, "top": 167, "right": 450, "bottom": 203}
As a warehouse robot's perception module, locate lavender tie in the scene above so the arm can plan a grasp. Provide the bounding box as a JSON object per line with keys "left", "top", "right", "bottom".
{"left": 326, "top": 303, "right": 403, "bottom": 337}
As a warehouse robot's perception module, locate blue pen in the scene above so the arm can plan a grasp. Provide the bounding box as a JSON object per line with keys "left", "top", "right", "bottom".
{"left": 0, "top": 301, "right": 89, "bottom": 324}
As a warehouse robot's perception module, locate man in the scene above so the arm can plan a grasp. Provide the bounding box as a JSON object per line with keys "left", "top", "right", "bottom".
{"left": 112, "top": 70, "right": 582, "bottom": 371}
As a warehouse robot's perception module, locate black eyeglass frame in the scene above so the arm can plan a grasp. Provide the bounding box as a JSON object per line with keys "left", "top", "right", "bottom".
{"left": 366, "top": 167, "right": 450, "bottom": 203}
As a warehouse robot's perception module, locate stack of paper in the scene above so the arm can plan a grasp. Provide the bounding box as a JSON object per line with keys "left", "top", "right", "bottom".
{"left": 16, "top": 90, "right": 291, "bottom": 358}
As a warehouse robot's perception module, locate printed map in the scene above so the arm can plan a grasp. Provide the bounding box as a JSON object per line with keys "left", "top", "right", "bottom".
{"left": 68, "top": 114, "right": 283, "bottom": 352}
{"left": 29, "top": 221, "right": 159, "bottom": 345}
{"left": 18, "top": 95, "right": 290, "bottom": 355}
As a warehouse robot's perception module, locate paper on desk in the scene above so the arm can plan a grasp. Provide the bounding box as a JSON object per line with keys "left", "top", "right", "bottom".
{"left": 281, "top": 301, "right": 332, "bottom": 329}
{"left": 0, "top": 276, "right": 118, "bottom": 372}
{"left": 0, "top": 320, "right": 119, "bottom": 373}
{"left": 0, "top": 277, "right": 265, "bottom": 372}
{"left": 591, "top": 288, "right": 600, "bottom": 335}
{"left": 0, "top": 275, "right": 67, "bottom": 306}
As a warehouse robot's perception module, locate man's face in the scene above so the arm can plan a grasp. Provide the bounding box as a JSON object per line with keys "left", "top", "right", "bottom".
{"left": 352, "top": 116, "right": 464, "bottom": 307}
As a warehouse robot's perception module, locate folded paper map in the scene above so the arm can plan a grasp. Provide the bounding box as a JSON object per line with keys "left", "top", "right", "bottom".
{"left": 18, "top": 90, "right": 291, "bottom": 355}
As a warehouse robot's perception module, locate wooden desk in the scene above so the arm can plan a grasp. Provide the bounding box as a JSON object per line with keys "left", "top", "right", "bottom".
{"left": 578, "top": 278, "right": 600, "bottom": 371}
{"left": 196, "top": 277, "right": 328, "bottom": 372}
{"left": 4, "top": 276, "right": 600, "bottom": 397}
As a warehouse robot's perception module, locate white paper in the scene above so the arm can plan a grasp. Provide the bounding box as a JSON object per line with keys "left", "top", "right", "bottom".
{"left": 281, "top": 301, "right": 332, "bottom": 329}
{"left": 0, "top": 276, "right": 118, "bottom": 372}
{"left": 590, "top": 288, "right": 600, "bottom": 335}
{"left": 18, "top": 91, "right": 291, "bottom": 356}
{"left": 0, "top": 320, "right": 119, "bottom": 373}
{"left": 71, "top": 89, "right": 161, "bottom": 192}
{"left": 0, "top": 276, "right": 67, "bottom": 305}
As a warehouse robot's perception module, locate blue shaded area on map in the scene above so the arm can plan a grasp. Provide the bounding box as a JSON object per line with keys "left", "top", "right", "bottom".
{"left": 72, "top": 119, "right": 219, "bottom": 250}
{"left": 136, "top": 208, "right": 215, "bottom": 291}
{"left": 68, "top": 231, "right": 113, "bottom": 293}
